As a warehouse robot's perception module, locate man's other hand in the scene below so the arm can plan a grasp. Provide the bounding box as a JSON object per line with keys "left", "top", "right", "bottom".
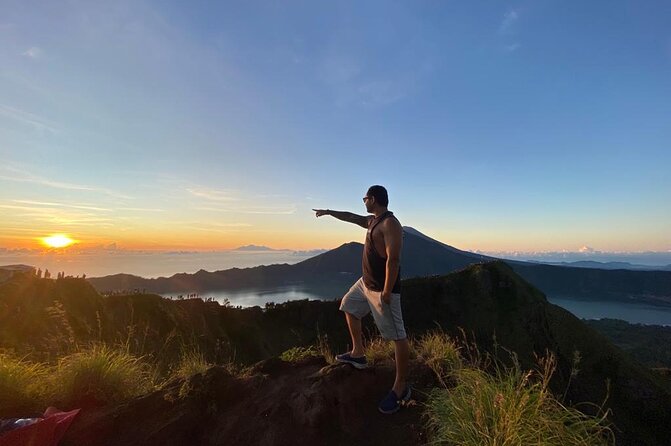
{"left": 381, "top": 291, "right": 391, "bottom": 305}
{"left": 313, "top": 209, "right": 329, "bottom": 217}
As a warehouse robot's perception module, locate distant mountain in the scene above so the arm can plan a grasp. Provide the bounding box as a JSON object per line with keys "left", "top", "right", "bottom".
{"left": 88, "top": 228, "right": 671, "bottom": 306}
{"left": 542, "top": 260, "right": 671, "bottom": 271}
{"left": 0, "top": 264, "right": 35, "bottom": 283}
{"left": 232, "top": 244, "right": 278, "bottom": 252}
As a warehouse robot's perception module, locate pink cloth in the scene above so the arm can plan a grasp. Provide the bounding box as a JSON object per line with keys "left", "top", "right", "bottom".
{"left": 0, "top": 409, "right": 80, "bottom": 446}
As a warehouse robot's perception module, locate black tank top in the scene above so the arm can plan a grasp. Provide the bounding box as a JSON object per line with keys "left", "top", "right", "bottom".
{"left": 362, "top": 211, "right": 401, "bottom": 293}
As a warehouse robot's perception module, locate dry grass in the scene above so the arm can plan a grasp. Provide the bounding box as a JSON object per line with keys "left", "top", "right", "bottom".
{"left": 425, "top": 351, "right": 614, "bottom": 446}
{"left": 0, "top": 353, "right": 48, "bottom": 415}
{"left": 52, "top": 344, "right": 154, "bottom": 406}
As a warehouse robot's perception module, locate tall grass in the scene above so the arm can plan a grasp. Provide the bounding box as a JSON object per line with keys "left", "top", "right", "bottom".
{"left": 171, "top": 344, "right": 212, "bottom": 380}
{"left": 364, "top": 336, "right": 395, "bottom": 365}
{"left": 53, "top": 344, "right": 153, "bottom": 406}
{"left": 425, "top": 350, "right": 614, "bottom": 445}
{"left": 414, "top": 331, "right": 462, "bottom": 385}
{"left": 0, "top": 354, "right": 48, "bottom": 416}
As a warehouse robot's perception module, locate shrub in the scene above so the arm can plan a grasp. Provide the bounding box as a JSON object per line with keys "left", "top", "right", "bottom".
{"left": 53, "top": 344, "right": 152, "bottom": 407}
{"left": 425, "top": 353, "right": 613, "bottom": 446}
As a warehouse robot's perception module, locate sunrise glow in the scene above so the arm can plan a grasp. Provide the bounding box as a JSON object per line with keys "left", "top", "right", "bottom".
{"left": 41, "top": 234, "right": 75, "bottom": 249}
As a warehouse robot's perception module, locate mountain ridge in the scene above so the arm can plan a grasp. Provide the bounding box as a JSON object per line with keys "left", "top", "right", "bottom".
{"left": 87, "top": 228, "right": 671, "bottom": 307}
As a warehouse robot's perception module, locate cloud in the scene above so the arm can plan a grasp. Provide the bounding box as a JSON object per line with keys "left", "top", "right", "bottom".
{"left": 504, "top": 43, "right": 521, "bottom": 53}
{"left": 320, "top": 54, "right": 361, "bottom": 84}
{"left": 579, "top": 245, "right": 596, "bottom": 253}
{"left": 186, "top": 184, "right": 296, "bottom": 215}
{"left": 116, "top": 207, "right": 165, "bottom": 212}
{"left": 193, "top": 205, "right": 297, "bottom": 215}
{"left": 22, "top": 46, "right": 43, "bottom": 59}
{"left": 186, "top": 187, "right": 240, "bottom": 202}
{"left": 499, "top": 10, "right": 519, "bottom": 34}
{"left": 0, "top": 104, "right": 58, "bottom": 133}
{"left": 0, "top": 166, "right": 133, "bottom": 199}
{"left": 356, "top": 81, "right": 406, "bottom": 107}
{"left": 13, "top": 199, "right": 111, "bottom": 212}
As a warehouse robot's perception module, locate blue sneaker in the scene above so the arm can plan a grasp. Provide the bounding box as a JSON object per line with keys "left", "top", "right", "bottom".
{"left": 378, "top": 386, "right": 412, "bottom": 414}
{"left": 335, "top": 352, "right": 368, "bottom": 369}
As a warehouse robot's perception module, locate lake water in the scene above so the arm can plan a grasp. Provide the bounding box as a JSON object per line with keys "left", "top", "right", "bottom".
{"left": 546, "top": 297, "right": 671, "bottom": 326}
{"left": 183, "top": 285, "right": 671, "bottom": 326}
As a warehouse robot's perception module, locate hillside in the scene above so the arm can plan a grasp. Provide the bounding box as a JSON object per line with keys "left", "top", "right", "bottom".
{"left": 2, "top": 262, "right": 670, "bottom": 444}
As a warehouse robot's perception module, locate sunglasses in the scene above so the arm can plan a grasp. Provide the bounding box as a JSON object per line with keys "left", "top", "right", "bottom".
{"left": 362, "top": 196, "right": 373, "bottom": 202}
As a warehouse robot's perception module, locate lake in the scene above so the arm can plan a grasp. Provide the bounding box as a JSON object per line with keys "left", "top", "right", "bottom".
{"left": 178, "top": 284, "right": 671, "bottom": 326}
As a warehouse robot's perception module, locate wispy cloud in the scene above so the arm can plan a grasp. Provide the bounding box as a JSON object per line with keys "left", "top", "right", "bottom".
{"left": 116, "top": 207, "right": 165, "bottom": 212}
{"left": 193, "top": 205, "right": 297, "bottom": 215}
{"left": 499, "top": 10, "right": 519, "bottom": 34}
{"left": 186, "top": 187, "right": 240, "bottom": 202}
{"left": 0, "top": 104, "right": 58, "bottom": 133}
{"left": 356, "top": 81, "right": 406, "bottom": 107}
{"left": 22, "top": 46, "right": 43, "bottom": 59}
{"left": 13, "top": 199, "right": 111, "bottom": 212}
{"left": 186, "top": 184, "right": 296, "bottom": 215}
{"left": 0, "top": 166, "right": 133, "bottom": 199}
{"left": 0, "top": 203, "right": 114, "bottom": 227}
{"left": 504, "top": 43, "right": 521, "bottom": 53}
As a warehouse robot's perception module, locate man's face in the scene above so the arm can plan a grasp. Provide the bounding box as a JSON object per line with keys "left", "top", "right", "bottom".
{"left": 363, "top": 194, "right": 375, "bottom": 213}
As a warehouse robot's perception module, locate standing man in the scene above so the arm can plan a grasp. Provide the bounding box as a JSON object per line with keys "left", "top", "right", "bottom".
{"left": 313, "top": 185, "right": 410, "bottom": 414}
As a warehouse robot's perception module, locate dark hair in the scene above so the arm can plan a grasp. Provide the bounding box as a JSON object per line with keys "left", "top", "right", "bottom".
{"left": 367, "top": 185, "right": 389, "bottom": 207}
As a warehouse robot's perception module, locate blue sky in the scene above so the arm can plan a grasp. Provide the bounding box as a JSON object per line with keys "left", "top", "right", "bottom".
{"left": 1, "top": 0, "right": 670, "bottom": 253}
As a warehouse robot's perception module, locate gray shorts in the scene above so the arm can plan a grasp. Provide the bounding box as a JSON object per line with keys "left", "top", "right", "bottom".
{"left": 339, "top": 277, "right": 407, "bottom": 341}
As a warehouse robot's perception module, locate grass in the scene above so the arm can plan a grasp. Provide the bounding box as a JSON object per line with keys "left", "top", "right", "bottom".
{"left": 365, "top": 336, "right": 395, "bottom": 365}
{"left": 53, "top": 344, "right": 153, "bottom": 407}
{"left": 171, "top": 344, "right": 212, "bottom": 380}
{"left": 424, "top": 344, "right": 614, "bottom": 446}
{"left": 414, "top": 331, "right": 462, "bottom": 384}
{"left": 0, "top": 353, "right": 48, "bottom": 416}
{"left": 280, "top": 345, "right": 320, "bottom": 362}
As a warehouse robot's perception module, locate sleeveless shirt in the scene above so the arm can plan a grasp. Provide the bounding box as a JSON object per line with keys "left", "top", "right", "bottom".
{"left": 362, "top": 211, "right": 401, "bottom": 293}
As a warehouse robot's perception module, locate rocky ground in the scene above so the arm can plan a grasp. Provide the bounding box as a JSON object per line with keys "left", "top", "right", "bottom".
{"left": 62, "top": 357, "right": 438, "bottom": 446}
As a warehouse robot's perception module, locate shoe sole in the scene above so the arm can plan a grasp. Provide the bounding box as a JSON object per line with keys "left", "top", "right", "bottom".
{"left": 335, "top": 356, "right": 368, "bottom": 369}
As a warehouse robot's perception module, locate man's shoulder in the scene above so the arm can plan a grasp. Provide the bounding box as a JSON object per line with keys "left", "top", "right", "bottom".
{"left": 381, "top": 213, "right": 402, "bottom": 231}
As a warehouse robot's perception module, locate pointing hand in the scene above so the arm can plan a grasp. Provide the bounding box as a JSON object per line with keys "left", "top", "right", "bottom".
{"left": 312, "top": 209, "right": 329, "bottom": 218}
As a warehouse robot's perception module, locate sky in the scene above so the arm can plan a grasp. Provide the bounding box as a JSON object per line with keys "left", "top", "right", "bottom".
{"left": 1, "top": 0, "right": 670, "bottom": 258}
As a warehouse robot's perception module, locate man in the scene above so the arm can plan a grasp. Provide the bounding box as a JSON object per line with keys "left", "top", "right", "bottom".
{"left": 313, "top": 185, "right": 410, "bottom": 414}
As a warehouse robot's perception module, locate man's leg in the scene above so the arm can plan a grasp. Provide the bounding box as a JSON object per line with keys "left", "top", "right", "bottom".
{"left": 345, "top": 311, "right": 365, "bottom": 357}
{"left": 392, "top": 338, "right": 410, "bottom": 396}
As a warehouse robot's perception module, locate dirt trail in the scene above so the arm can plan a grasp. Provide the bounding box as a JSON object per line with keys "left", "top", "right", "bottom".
{"left": 62, "top": 357, "right": 438, "bottom": 446}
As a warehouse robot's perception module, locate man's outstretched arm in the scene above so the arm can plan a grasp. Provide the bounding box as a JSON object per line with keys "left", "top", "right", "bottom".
{"left": 313, "top": 209, "right": 370, "bottom": 229}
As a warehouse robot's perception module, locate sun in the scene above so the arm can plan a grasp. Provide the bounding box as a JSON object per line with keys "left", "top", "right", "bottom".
{"left": 41, "top": 234, "right": 75, "bottom": 249}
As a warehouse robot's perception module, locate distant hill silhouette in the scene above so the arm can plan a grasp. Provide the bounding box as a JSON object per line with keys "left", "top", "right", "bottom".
{"left": 3, "top": 262, "right": 670, "bottom": 444}
{"left": 541, "top": 260, "right": 671, "bottom": 271}
{"left": 88, "top": 228, "right": 671, "bottom": 306}
{"left": 232, "top": 244, "right": 278, "bottom": 252}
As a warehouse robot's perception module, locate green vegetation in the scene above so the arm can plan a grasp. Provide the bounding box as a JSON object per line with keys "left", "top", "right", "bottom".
{"left": 364, "top": 336, "right": 395, "bottom": 365}
{"left": 423, "top": 334, "right": 613, "bottom": 446}
{"left": 171, "top": 345, "right": 212, "bottom": 380}
{"left": 280, "top": 345, "right": 320, "bottom": 362}
{"left": 586, "top": 319, "right": 671, "bottom": 369}
{"left": 414, "top": 331, "right": 462, "bottom": 383}
{"left": 53, "top": 344, "right": 153, "bottom": 406}
{"left": 0, "top": 354, "right": 48, "bottom": 416}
